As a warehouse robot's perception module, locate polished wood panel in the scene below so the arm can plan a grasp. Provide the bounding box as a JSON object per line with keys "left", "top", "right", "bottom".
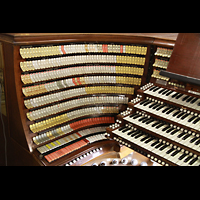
{"left": 167, "top": 33, "right": 200, "bottom": 80}
{"left": 0, "top": 33, "right": 177, "bottom": 46}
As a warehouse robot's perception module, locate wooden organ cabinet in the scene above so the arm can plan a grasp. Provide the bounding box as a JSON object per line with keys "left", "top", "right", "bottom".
{"left": 0, "top": 33, "right": 179, "bottom": 166}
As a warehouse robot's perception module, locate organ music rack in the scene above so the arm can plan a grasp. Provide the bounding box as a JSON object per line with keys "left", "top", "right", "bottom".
{"left": 0, "top": 33, "right": 177, "bottom": 166}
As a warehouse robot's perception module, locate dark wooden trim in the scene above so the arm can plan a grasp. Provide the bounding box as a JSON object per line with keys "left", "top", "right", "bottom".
{"left": 0, "top": 33, "right": 177, "bottom": 47}
{"left": 160, "top": 70, "right": 200, "bottom": 86}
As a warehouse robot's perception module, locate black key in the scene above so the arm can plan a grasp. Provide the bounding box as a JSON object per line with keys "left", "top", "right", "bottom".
{"left": 154, "top": 122, "right": 163, "bottom": 128}
{"left": 162, "top": 107, "right": 171, "bottom": 113}
{"left": 146, "top": 119, "right": 155, "bottom": 125}
{"left": 177, "top": 132, "right": 186, "bottom": 138}
{"left": 139, "top": 99, "right": 149, "bottom": 105}
{"left": 149, "top": 86, "right": 157, "bottom": 91}
{"left": 193, "top": 117, "right": 200, "bottom": 124}
{"left": 140, "top": 135, "right": 150, "bottom": 142}
{"left": 154, "top": 104, "right": 163, "bottom": 110}
{"left": 144, "top": 118, "right": 153, "bottom": 124}
{"left": 127, "top": 130, "right": 137, "bottom": 135}
{"left": 190, "top": 137, "right": 199, "bottom": 143}
{"left": 176, "top": 112, "right": 185, "bottom": 118}
{"left": 149, "top": 102, "right": 158, "bottom": 108}
{"left": 119, "top": 126, "right": 126, "bottom": 131}
{"left": 166, "top": 127, "right": 174, "bottom": 133}
{"left": 175, "top": 93, "right": 183, "bottom": 99}
{"left": 165, "top": 90, "right": 173, "bottom": 96}
{"left": 152, "top": 121, "right": 160, "bottom": 127}
{"left": 166, "top": 108, "right": 175, "bottom": 115}
{"left": 158, "top": 88, "right": 166, "bottom": 94}
{"left": 156, "top": 123, "right": 165, "bottom": 129}
{"left": 178, "top": 153, "right": 187, "bottom": 160}
{"left": 188, "top": 115, "right": 196, "bottom": 122}
{"left": 155, "top": 143, "right": 164, "bottom": 149}
{"left": 134, "top": 132, "right": 144, "bottom": 139}
{"left": 164, "top": 125, "right": 171, "bottom": 133}
{"left": 189, "top": 157, "right": 198, "bottom": 165}
{"left": 152, "top": 87, "right": 160, "bottom": 92}
{"left": 121, "top": 127, "right": 130, "bottom": 133}
{"left": 156, "top": 105, "right": 165, "bottom": 111}
{"left": 152, "top": 103, "right": 161, "bottom": 109}
{"left": 141, "top": 117, "right": 151, "bottom": 123}
{"left": 182, "top": 95, "right": 190, "bottom": 101}
{"left": 170, "top": 129, "right": 179, "bottom": 135}
{"left": 143, "top": 101, "right": 153, "bottom": 106}
{"left": 129, "top": 113, "right": 138, "bottom": 118}
{"left": 172, "top": 110, "right": 181, "bottom": 117}
{"left": 171, "top": 92, "right": 179, "bottom": 98}
{"left": 194, "top": 139, "right": 200, "bottom": 145}
{"left": 166, "top": 148, "right": 175, "bottom": 154}
{"left": 184, "top": 155, "right": 193, "bottom": 163}
{"left": 138, "top": 116, "right": 148, "bottom": 122}
{"left": 132, "top": 115, "right": 142, "bottom": 119}
{"left": 162, "top": 125, "right": 170, "bottom": 132}
{"left": 151, "top": 140, "right": 159, "bottom": 147}
{"left": 162, "top": 89, "right": 170, "bottom": 95}
{"left": 182, "top": 134, "right": 191, "bottom": 140}
{"left": 171, "top": 150, "right": 180, "bottom": 157}
{"left": 122, "top": 127, "right": 131, "bottom": 133}
{"left": 186, "top": 96, "right": 194, "bottom": 103}
{"left": 190, "top": 97, "right": 198, "bottom": 104}
{"left": 130, "top": 130, "right": 141, "bottom": 137}
{"left": 144, "top": 137, "right": 154, "bottom": 144}
{"left": 159, "top": 144, "right": 168, "bottom": 151}
{"left": 180, "top": 113, "right": 189, "bottom": 120}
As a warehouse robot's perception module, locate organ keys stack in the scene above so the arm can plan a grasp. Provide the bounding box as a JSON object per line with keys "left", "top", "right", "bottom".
{"left": 107, "top": 33, "right": 200, "bottom": 166}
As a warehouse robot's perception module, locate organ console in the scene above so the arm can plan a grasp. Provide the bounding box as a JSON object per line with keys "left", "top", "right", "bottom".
{"left": 0, "top": 33, "right": 184, "bottom": 166}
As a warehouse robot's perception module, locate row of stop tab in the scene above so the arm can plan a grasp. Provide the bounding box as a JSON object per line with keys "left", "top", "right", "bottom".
{"left": 21, "top": 65, "right": 144, "bottom": 85}
{"left": 33, "top": 116, "right": 114, "bottom": 145}
{"left": 20, "top": 55, "right": 146, "bottom": 72}
{"left": 20, "top": 44, "right": 147, "bottom": 59}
